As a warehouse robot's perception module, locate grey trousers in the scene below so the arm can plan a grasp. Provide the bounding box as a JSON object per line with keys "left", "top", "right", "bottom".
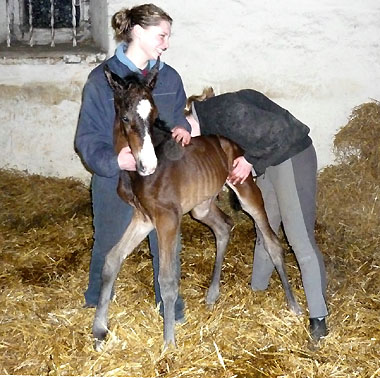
{"left": 251, "top": 144, "right": 328, "bottom": 319}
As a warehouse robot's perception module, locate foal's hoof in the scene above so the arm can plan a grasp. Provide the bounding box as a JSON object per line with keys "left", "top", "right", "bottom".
{"left": 94, "top": 338, "right": 105, "bottom": 352}
{"left": 92, "top": 322, "right": 108, "bottom": 351}
{"left": 205, "top": 290, "right": 219, "bottom": 307}
{"left": 163, "top": 339, "right": 177, "bottom": 353}
{"left": 290, "top": 302, "right": 303, "bottom": 316}
{"left": 292, "top": 303, "right": 303, "bottom": 316}
{"left": 206, "top": 303, "right": 215, "bottom": 311}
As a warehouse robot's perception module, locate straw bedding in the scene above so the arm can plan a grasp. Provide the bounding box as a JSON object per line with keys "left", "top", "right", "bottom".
{"left": 0, "top": 101, "right": 379, "bottom": 377}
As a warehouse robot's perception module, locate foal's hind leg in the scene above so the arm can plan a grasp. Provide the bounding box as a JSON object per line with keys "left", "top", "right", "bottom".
{"left": 191, "top": 198, "right": 234, "bottom": 306}
{"left": 228, "top": 180, "right": 302, "bottom": 315}
{"left": 93, "top": 213, "right": 154, "bottom": 350}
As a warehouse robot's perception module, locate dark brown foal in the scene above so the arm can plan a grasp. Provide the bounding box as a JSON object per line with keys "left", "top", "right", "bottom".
{"left": 92, "top": 61, "right": 301, "bottom": 351}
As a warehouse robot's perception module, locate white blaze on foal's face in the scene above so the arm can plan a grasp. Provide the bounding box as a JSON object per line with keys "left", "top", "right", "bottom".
{"left": 136, "top": 99, "right": 157, "bottom": 175}
{"left": 137, "top": 99, "right": 151, "bottom": 120}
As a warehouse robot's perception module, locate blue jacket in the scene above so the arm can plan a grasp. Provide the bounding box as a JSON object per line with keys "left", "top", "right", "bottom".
{"left": 75, "top": 43, "right": 190, "bottom": 179}
{"left": 193, "top": 89, "right": 312, "bottom": 176}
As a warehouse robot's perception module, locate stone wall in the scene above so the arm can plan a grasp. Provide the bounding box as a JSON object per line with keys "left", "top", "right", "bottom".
{"left": 0, "top": 63, "right": 93, "bottom": 180}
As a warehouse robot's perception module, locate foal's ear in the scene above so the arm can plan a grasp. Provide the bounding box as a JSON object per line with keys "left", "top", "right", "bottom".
{"left": 146, "top": 56, "right": 160, "bottom": 90}
{"left": 104, "top": 64, "right": 124, "bottom": 92}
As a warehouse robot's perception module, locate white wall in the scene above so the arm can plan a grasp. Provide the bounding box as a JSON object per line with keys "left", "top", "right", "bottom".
{"left": 0, "top": 1, "right": 6, "bottom": 43}
{"left": 90, "top": 0, "right": 110, "bottom": 52}
{"left": 0, "top": 63, "right": 93, "bottom": 179}
{"left": 0, "top": 0, "right": 379, "bottom": 182}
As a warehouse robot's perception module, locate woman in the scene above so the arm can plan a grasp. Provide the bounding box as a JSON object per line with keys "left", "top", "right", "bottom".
{"left": 180, "top": 88, "right": 328, "bottom": 341}
{"left": 75, "top": 4, "right": 190, "bottom": 321}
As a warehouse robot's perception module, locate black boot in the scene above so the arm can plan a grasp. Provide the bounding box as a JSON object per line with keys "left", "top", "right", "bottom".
{"left": 309, "top": 317, "right": 328, "bottom": 341}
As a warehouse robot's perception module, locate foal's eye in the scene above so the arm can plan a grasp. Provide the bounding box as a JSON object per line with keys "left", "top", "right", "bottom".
{"left": 121, "top": 115, "right": 129, "bottom": 123}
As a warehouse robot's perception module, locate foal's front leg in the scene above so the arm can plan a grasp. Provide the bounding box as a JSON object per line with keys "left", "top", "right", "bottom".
{"left": 155, "top": 210, "right": 181, "bottom": 349}
{"left": 93, "top": 214, "right": 153, "bottom": 351}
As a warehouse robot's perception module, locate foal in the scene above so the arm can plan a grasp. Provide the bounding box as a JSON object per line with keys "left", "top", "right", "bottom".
{"left": 92, "top": 60, "right": 302, "bottom": 350}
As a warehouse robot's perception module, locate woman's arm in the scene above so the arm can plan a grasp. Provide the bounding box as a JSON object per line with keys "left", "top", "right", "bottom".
{"left": 170, "top": 74, "right": 193, "bottom": 145}
{"left": 75, "top": 79, "right": 120, "bottom": 177}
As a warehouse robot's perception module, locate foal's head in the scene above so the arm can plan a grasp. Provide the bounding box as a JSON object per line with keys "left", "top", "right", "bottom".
{"left": 104, "top": 60, "right": 160, "bottom": 176}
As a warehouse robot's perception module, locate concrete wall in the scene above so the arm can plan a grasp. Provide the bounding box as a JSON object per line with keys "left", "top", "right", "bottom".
{"left": 0, "top": 1, "right": 6, "bottom": 43}
{"left": 0, "top": 0, "right": 379, "bottom": 182}
{"left": 90, "top": 0, "right": 110, "bottom": 52}
{"left": 0, "top": 63, "right": 94, "bottom": 179}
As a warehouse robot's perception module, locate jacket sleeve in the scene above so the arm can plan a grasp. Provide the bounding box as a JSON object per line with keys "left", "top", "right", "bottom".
{"left": 74, "top": 78, "right": 120, "bottom": 178}
{"left": 243, "top": 150, "right": 274, "bottom": 177}
{"left": 153, "top": 66, "right": 191, "bottom": 132}
{"left": 172, "top": 75, "right": 191, "bottom": 132}
{"left": 242, "top": 115, "right": 311, "bottom": 177}
{"left": 240, "top": 116, "right": 290, "bottom": 176}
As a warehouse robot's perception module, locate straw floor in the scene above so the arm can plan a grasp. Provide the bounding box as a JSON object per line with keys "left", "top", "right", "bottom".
{"left": 0, "top": 101, "right": 379, "bottom": 377}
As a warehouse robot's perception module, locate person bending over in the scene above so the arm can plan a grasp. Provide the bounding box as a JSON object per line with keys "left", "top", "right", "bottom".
{"left": 173, "top": 87, "right": 328, "bottom": 342}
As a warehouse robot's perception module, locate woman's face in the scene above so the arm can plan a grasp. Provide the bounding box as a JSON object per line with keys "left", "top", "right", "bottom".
{"left": 137, "top": 20, "right": 171, "bottom": 61}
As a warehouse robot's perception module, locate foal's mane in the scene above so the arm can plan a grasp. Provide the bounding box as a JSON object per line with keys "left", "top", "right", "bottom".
{"left": 123, "top": 72, "right": 145, "bottom": 86}
{"left": 152, "top": 118, "right": 172, "bottom": 146}
{"left": 151, "top": 119, "right": 186, "bottom": 164}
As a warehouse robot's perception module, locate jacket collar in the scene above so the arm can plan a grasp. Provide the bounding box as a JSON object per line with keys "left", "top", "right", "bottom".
{"left": 115, "top": 42, "right": 164, "bottom": 72}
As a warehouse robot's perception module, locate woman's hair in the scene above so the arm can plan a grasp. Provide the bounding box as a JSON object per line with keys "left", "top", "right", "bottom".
{"left": 185, "top": 87, "right": 215, "bottom": 116}
{"left": 112, "top": 3, "right": 173, "bottom": 43}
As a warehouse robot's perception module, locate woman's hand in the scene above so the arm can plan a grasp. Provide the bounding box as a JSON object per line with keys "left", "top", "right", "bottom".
{"left": 171, "top": 126, "right": 191, "bottom": 146}
{"left": 228, "top": 156, "right": 253, "bottom": 185}
{"left": 117, "top": 146, "right": 137, "bottom": 171}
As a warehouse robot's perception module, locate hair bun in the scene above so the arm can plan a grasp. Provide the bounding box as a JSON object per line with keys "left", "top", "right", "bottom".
{"left": 111, "top": 8, "right": 132, "bottom": 41}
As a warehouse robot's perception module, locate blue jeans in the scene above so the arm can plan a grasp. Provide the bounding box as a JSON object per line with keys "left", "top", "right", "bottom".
{"left": 85, "top": 174, "right": 184, "bottom": 318}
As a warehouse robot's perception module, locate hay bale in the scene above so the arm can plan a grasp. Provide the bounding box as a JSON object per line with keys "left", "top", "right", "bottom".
{"left": 0, "top": 101, "right": 379, "bottom": 377}
{"left": 317, "top": 100, "right": 380, "bottom": 246}
{"left": 333, "top": 100, "right": 380, "bottom": 178}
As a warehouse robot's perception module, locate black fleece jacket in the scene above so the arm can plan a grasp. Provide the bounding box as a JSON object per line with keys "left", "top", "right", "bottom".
{"left": 193, "top": 89, "right": 312, "bottom": 176}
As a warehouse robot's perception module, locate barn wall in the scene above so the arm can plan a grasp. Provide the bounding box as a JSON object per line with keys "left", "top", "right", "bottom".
{"left": 0, "top": 0, "right": 379, "bottom": 182}
{"left": 0, "top": 1, "right": 6, "bottom": 42}
{"left": 0, "top": 64, "right": 94, "bottom": 180}
{"left": 90, "top": 0, "right": 110, "bottom": 53}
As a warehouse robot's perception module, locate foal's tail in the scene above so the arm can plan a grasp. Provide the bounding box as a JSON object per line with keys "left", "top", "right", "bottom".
{"left": 185, "top": 87, "right": 215, "bottom": 116}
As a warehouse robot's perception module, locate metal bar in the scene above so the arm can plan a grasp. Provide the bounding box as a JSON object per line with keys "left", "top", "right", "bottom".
{"left": 29, "top": 0, "right": 34, "bottom": 47}
{"left": 72, "top": 0, "right": 77, "bottom": 47}
{"left": 50, "top": 0, "right": 55, "bottom": 47}
{"left": 79, "top": 0, "right": 83, "bottom": 22}
{"left": 6, "top": 0, "right": 11, "bottom": 47}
